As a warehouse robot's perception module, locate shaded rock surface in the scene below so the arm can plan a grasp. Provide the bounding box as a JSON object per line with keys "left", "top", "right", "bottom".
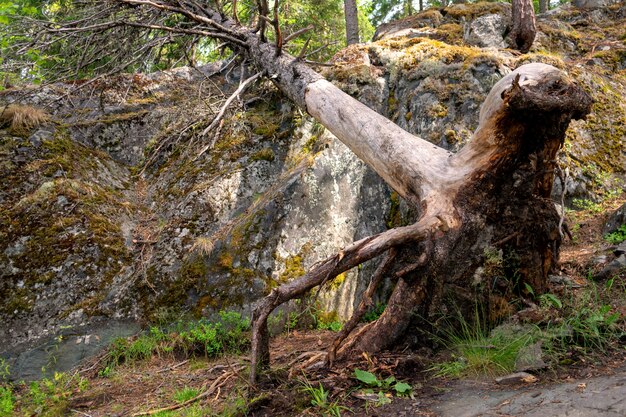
{"left": 0, "top": 2, "right": 625, "bottom": 374}
{"left": 604, "top": 202, "right": 626, "bottom": 235}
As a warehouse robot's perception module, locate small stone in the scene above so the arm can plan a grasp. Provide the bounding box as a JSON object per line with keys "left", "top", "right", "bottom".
{"left": 515, "top": 342, "right": 547, "bottom": 372}
{"left": 603, "top": 203, "right": 626, "bottom": 235}
{"left": 549, "top": 275, "right": 582, "bottom": 288}
{"left": 595, "top": 254, "right": 626, "bottom": 280}
{"left": 614, "top": 241, "right": 626, "bottom": 256}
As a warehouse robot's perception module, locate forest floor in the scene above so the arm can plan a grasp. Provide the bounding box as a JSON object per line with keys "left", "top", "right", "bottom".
{"left": 3, "top": 195, "right": 626, "bottom": 417}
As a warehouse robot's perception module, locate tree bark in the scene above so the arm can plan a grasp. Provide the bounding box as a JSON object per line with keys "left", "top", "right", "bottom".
{"left": 539, "top": 0, "right": 549, "bottom": 14}
{"left": 405, "top": 0, "right": 414, "bottom": 15}
{"left": 510, "top": 0, "right": 537, "bottom": 53}
{"left": 344, "top": 0, "right": 360, "bottom": 45}
{"left": 101, "top": 1, "right": 592, "bottom": 385}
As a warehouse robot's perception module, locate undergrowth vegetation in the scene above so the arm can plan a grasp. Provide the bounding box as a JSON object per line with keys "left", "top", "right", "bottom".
{"left": 429, "top": 277, "right": 626, "bottom": 378}
{"left": 100, "top": 311, "right": 250, "bottom": 376}
{"left": 604, "top": 224, "right": 626, "bottom": 244}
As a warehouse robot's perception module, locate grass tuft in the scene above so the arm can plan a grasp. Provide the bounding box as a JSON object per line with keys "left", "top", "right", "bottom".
{"left": 0, "top": 104, "right": 50, "bottom": 135}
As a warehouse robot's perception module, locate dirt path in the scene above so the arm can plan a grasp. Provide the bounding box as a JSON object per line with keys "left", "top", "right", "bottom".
{"left": 430, "top": 367, "right": 626, "bottom": 417}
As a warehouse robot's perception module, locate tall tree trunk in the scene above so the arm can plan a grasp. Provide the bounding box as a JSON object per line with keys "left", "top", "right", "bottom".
{"left": 510, "top": 0, "right": 537, "bottom": 53}
{"left": 97, "top": 1, "right": 592, "bottom": 385}
{"left": 405, "top": 0, "right": 414, "bottom": 15}
{"left": 344, "top": 0, "right": 360, "bottom": 45}
{"left": 539, "top": 0, "right": 549, "bottom": 13}
{"left": 419, "top": 0, "right": 424, "bottom": 12}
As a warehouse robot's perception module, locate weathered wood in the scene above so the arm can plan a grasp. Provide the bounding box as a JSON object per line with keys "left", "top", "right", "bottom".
{"left": 510, "top": 0, "right": 537, "bottom": 52}
{"left": 344, "top": 0, "right": 360, "bottom": 45}
{"left": 249, "top": 216, "right": 442, "bottom": 383}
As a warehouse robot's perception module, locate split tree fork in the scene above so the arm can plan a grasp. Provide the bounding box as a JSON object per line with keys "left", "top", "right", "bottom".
{"left": 34, "top": 1, "right": 591, "bottom": 384}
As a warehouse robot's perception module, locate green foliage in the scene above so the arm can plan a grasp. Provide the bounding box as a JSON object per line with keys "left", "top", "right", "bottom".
{"left": 315, "top": 308, "right": 343, "bottom": 332}
{"left": 428, "top": 318, "right": 536, "bottom": 378}
{"left": 572, "top": 198, "right": 603, "bottom": 213}
{"left": 0, "top": 385, "right": 15, "bottom": 417}
{"left": 11, "top": 371, "right": 89, "bottom": 416}
{"left": 101, "top": 311, "right": 251, "bottom": 373}
{"left": 604, "top": 224, "right": 626, "bottom": 244}
{"left": 363, "top": 302, "right": 387, "bottom": 322}
{"left": 173, "top": 386, "right": 200, "bottom": 403}
{"left": 353, "top": 369, "right": 412, "bottom": 397}
{"left": 300, "top": 380, "right": 346, "bottom": 417}
{"left": 546, "top": 303, "right": 621, "bottom": 353}
{"left": 0, "top": 0, "right": 376, "bottom": 84}
{"left": 539, "top": 293, "right": 563, "bottom": 309}
{"left": 0, "top": 358, "right": 9, "bottom": 381}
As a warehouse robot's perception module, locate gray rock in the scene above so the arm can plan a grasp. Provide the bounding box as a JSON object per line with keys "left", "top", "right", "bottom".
{"left": 603, "top": 203, "right": 626, "bottom": 236}
{"left": 464, "top": 14, "right": 509, "bottom": 49}
{"left": 515, "top": 342, "right": 547, "bottom": 372}
{"left": 549, "top": 275, "right": 582, "bottom": 288}
{"left": 595, "top": 254, "right": 626, "bottom": 280}
{"left": 573, "top": 0, "right": 615, "bottom": 9}
{"left": 1, "top": 320, "right": 140, "bottom": 382}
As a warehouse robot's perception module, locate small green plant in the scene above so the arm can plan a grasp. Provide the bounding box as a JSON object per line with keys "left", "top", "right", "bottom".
{"left": 542, "top": 281, "right": 624, "bottom": 360}
{"left": 548, "top": 304, "right": 621, "bottom": 352}
{"left": 0, "top": 358, "right": 9, "bottom": 381}
{"left": 363, "top": 303, "right": 386, "bottom": 322}
{"left": 0, "top": 386, "right": 15, "bottom": 416}
{"left": 604, "top": 224, "right": 626, "bottom": 244}
{"left": 314, "top": 309, "right": 343, "bottom": 332}
{"left": 354, "top": 369, "right": 412, "bottom": 398}
{"left": 317, "top": 320, "right": 342, "bottom": 332}
{"left": 173, "top": 386, "right": 200, "bottom": 403}
{"left": 19, "top": 371, "right": 88, "bottom": 416}
{"left": 429, "top": 358, "right": 466, "bottom": 378}
{"left": 539, "top": 293, "right": 563, "bottom": 309}
{"left": 300, "top": 381, "right": 345, "bottom": 417}
{"left": 572, "top": 198, "right": 602, "bottom": 213}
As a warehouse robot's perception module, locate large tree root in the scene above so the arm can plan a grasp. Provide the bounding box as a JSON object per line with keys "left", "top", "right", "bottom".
{"left": 328, "top": 247, "right": 397, "bottom": 365}
{"left": 249, "top": 216, "right": 442, "bottom": 384}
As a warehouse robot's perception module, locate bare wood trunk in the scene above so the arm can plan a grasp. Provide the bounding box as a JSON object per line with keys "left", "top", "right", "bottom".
{"left": 510, "top": 0, "right": 537, "bottom": 53}
{"left": 344, "top": 0, "right": 360, "bottom": 45}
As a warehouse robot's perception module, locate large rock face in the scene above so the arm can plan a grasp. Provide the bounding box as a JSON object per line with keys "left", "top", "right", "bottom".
{"left": 1, "top": 2, "right": 624, "bottom": 372}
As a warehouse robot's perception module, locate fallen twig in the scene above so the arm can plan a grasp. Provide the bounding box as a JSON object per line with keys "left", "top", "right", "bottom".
{"left": 131, "top": 370, "right": 235, "bottom": 416}
{"left": 156, "top": 359, "right": 189, "bottom": 373}
{"left": 196, "top": 71, "right": 263, "bottom": 159}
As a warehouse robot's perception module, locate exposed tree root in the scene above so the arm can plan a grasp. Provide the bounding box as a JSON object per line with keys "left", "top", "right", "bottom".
{"left": 328, "top": 248, "right": 397, "bottom": 365}
{"left": 249, "top": 216, "right": 442, "bottom": 384}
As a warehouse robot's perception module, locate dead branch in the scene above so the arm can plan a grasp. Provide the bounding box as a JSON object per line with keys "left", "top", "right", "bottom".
{"left": 284, "top": 25, "right": 314, "bottom": 43}
{"left": 131, "top": 369, "right": 239, "bottom": 416}
{"left": 196, "top": 70, "right": 263, "bottom": 159}
{"left": 273, "top": 0, "right": 282, "bottom": 54}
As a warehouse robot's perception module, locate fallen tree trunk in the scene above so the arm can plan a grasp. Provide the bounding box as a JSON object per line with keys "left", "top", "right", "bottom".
{"left": 45, "top": 1, "right": 592, "bottom": 385}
